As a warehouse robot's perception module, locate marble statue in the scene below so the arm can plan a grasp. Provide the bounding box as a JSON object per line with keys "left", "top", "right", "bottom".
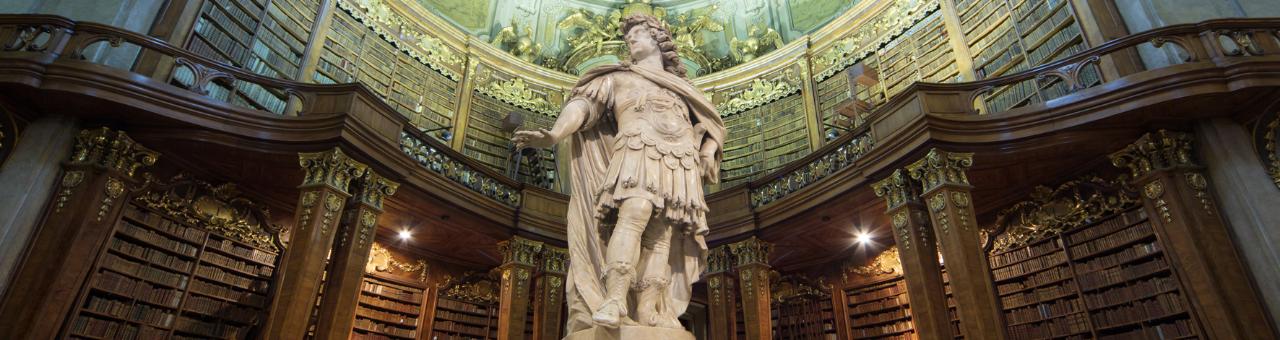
{"left": 512, "top": 14, "right": 725, "bottom": 339}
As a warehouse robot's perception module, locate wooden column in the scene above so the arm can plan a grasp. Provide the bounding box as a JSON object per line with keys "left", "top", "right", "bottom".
{"left": 0, "top": 127, "right": 157, "bottom": 340}
{"left": 906, "top": 148, "right": 1007, "bottom": 340}
{"left": 262, "top": 148, "right": 368, "bottom": 340}
{"left": 496, "top": 236, "right": 542, "bottom": 340}
{"left": 705, "top": 245, "right": 737, "bottom": 340}
{"left": 730, "top": 237, "right": 773, "bottom": 340}
{"left": 872, "top": 169, "right": 952, "bottom": 340}
{"left": 312, "top": 170, "right": 400, "bottom": 340}
{"left": 828, "top": 284, "right": 851, "bottom": 340}
{"left": 531, "top": 245, "right": 567, "bottom": 340}
{"left": 1110, "top": 130, "right": 1278, "bottom": 339}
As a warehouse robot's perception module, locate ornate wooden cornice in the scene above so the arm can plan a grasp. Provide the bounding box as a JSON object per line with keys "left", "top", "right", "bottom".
{"left": 298, "top": 148, "right": 368, "bottom": 193}
{"left": 986, "top": 175, "right": 1140, "bottom": 253}
{"left": 1109, "top": 130, "right": 1198, "bottom": 179}
{"left": 69, "top": 127, "right": 159, "bottom": 177}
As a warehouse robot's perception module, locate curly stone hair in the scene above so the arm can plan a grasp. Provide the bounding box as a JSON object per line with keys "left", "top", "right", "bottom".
{"left": 621, "top": 14, "right": 686, "bottom": 78}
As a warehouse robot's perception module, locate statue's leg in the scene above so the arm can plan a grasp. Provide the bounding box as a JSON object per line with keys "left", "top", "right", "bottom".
{"left": 635, "top": 221, "right": 673, "bottom": 327}
{"left": 594, "top": 197, "right": 652, "bottom": 327}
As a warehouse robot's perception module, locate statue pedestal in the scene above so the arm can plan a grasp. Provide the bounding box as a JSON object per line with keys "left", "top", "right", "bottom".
{"left": 563, "top": 326, "right": 695, "bottom": 340}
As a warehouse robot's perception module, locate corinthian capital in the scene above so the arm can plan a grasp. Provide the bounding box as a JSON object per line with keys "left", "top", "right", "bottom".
{"left": 907, "top": 148, "right": 974, "bottom": 193}
{"left": 298, "top": 148, "right": 368, "bottom": 193}
{"left": 498, "top": 236, "right": 544, "bottom": 267}
{"left": 873, "top": 169, "right": 920, "bottom": 209}
{"left": 1109, "top": 130, "right": 1197, "bottom": 178}
{"left": 353, "top": 170, "right": 399, "bottom": 210}
{"left": 729, "top": 237, "right": 773, "bottom": 267}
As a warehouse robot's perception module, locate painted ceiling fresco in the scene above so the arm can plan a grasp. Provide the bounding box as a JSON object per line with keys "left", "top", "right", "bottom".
{"left": 413, "top": 0, "right": 863, "bottom": 76}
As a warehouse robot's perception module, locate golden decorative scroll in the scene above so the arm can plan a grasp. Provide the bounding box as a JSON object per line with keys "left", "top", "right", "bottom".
{"left": 987, "top": 176, "right": 1139, "bottom": 253}
{"left": 133, "top": 174, "right": 283, "bottom": 252}
{"left": 366, "top": 243, "right": 429, "bottom": 282}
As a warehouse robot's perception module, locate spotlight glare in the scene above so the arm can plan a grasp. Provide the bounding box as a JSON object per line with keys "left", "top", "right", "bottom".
{"left": 856, "top": 232, "right": 872, "bottom": 244}
{"left": 398, "top": 229, "right": 412, "bottom": 240}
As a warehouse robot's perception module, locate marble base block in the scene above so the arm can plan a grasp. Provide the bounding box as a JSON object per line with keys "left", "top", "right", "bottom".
{"left": 563, "top": 325, "right": 695, "bottom": 340}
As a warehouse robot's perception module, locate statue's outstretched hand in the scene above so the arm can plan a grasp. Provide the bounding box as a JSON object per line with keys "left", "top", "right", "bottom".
{"left": 512, "top": 128, "right": 556, "bottom": 149}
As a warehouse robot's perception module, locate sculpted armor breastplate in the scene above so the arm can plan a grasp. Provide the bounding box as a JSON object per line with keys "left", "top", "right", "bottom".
{"left": 616, "top": 86, "right": 697, "bottom": 159}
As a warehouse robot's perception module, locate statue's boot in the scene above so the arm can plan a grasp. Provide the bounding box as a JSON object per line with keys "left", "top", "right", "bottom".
{"left": 634, "top": 277, "right": 667, "bottom": 326}
{"left": 593, "top": 262, "right": 633, "bottom": 328}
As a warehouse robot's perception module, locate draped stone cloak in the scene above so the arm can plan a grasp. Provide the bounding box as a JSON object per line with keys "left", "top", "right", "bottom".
{"left": 563, "top": 63, "right": 725, "bottom": 330}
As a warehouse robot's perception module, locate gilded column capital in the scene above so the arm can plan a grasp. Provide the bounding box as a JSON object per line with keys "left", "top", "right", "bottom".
{"left": 540, "top": 245, "right": 568, "bottom": 274}
{"left": 1110, "top": 130, "right": 1197, "bottom": 179}
{"left": 352, "top": 170, "right": 399, "bottom": 210}
{"left": 498, "top": 236, "right": 544, "bottom": 267}
{"left": 729, "top": 237, "right": 773, "bottom": 268}
{"left": 707, "top": 245, "right": 734, "bottom": 274}
{"left": 69, "top": 127, "right": 159, "bottom": 177}
{"left": 907, "top": 148, "right": 974, "bottom": 193}
{"left": 298, "top": 148, "right": 368, "bottom": 193}
{"left": 873, "top": 169, "right": 920, "bottom": 210}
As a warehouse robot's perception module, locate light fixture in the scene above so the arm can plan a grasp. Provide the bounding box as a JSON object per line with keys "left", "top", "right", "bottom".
{"left": 398, "top": 229, "right": 413, "bottom": 240}
{"left": 855, "top": 231, "right": 873, "bottom": 245}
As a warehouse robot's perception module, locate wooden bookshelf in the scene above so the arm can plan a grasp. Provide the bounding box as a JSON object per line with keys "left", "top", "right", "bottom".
{"left": 942, "top": 269, "right": 963, "bottom": 339}
{"left": 989, "top": 208, "right": 1202, "bottom": 340}
{"left": 957, "top": 0, "right": 1098, "bottom": 113}
{"left": 462, "top": 91, "right": 557, "bottom": 186}
{"left": 65, "top": 200, "right": 277, "bottom": 340}
{"left": 430, "top": 297, "right": 499, "bottom": 340}
{"left": 352, "top": 275, "right": 428, "bottom": 340}
{"left": 771, "top": 297, "right": 837, "bottom": 339}
{"left": 719, "top": 93, "right": 808, "bottom": 188}
{"left": 845, "top": 276, "right": 915, "bottom": 339}
{"left": 315, "top": 9, "right": 458, "bottom": 139}
{"left": 178, "top": 0, "right": 318, "bottom": 114}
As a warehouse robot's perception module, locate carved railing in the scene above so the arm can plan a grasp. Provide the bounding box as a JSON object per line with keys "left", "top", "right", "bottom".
{"left": 0, "top": 15, "right": 523, "bottom": 206}
{"left": 400, "top": 127, "right": 522, "bottom": 207}
{"left": 747, "top": 18, "right": 1280, "bottom": 207}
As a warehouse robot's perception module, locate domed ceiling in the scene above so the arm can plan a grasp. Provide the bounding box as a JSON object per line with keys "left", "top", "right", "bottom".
{"left": 411, "top": 0, "right": 863, "bottom": 76}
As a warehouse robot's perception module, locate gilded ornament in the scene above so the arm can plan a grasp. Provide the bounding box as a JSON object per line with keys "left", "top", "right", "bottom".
{"left": 336, "top": 0, "right": 462, "bottom": 79}
{"left": 491, "top": 19, "right": 543, "bottom": 63}
{"left": 367, "top": 243, "right": 429, "bottom": 282}
{"left": 752, "top": 133, "right": 874, "bottom": 207}
{"left": 358, "top": 210, "right": 376, "bottom": 247}
{"left": 907, "top": 149, "right": 974, "bottom": 193}
{"left": 1185, "top": 172, "right": 1215, "bottom": 215}
{"left": 1258, "top": 113, "right": 1280, "bottom": 189}
{"left": 928, "top": 194, "right": 951, "bottom": 235}
{"left": 729, "top": 237, "right": 773, "bottom": 267}
{"left": 849, "top": 247, "right": 902, "bottom": 276}
{"left": 874, "top": 169, "right": 917, "bottom": 209}
{"left": 354, "top": 171, "right": 400, "bottom": 210}
{"left": 96, "top": 177, "right": 125, "bottom": 222}
{"left": 815, "top": 0, "right": 941, "bottom": 80}
{"left": 498, "top": 236, "right": 544, "bottom": 267}
{"left": 716, "top": 76, "right": 800, "bottom": 116}
{"left": 54, "top": 171, "right": 85, "bottom": 213}
{"left": 298, "top": 148, "right": 368, "bottom": 193}
{"left": 1144, "top": 182, "right": 1174, "bottom": 223}
{"left": 893, "top": 211, "right": 911, "bottom": 250}
{"left": 987, "top": 176, "right": 1139, "bottom": 253}
{"left": 133, "top": 175, "right": 282, "bottom": 251}
{"left": 475, "top": 77, "right": 560, "bottom": 117}
{"left": 1144, "top": 181, "right": 1164, "bottom": 199}
{"left": 666, "top": 5, "right": 726, "bottom": 69}
{"left": 399, "top": 131, "right": 521, "bottom": 207}
{"left": 730, "top": 23, "right": 783, "bottom": 64}
{"left": 952, "top": 192, "right": 971, "bottom": 230}
{"left": 439, "top": 272, "right": 501, "bottom": 304}
{"left": 772, "top": 275, "right": 829, "bottom": 304}
{"left": 69, "top": 127, "right": 158, "bottom": 177}
{"left": 1110, "top": 130, "right": 1197, "bottom": 179}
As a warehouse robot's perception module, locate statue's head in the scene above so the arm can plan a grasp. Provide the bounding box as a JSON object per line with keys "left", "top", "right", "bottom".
{"left": 621, "top": 14, "right": 686, "bottom": 78}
